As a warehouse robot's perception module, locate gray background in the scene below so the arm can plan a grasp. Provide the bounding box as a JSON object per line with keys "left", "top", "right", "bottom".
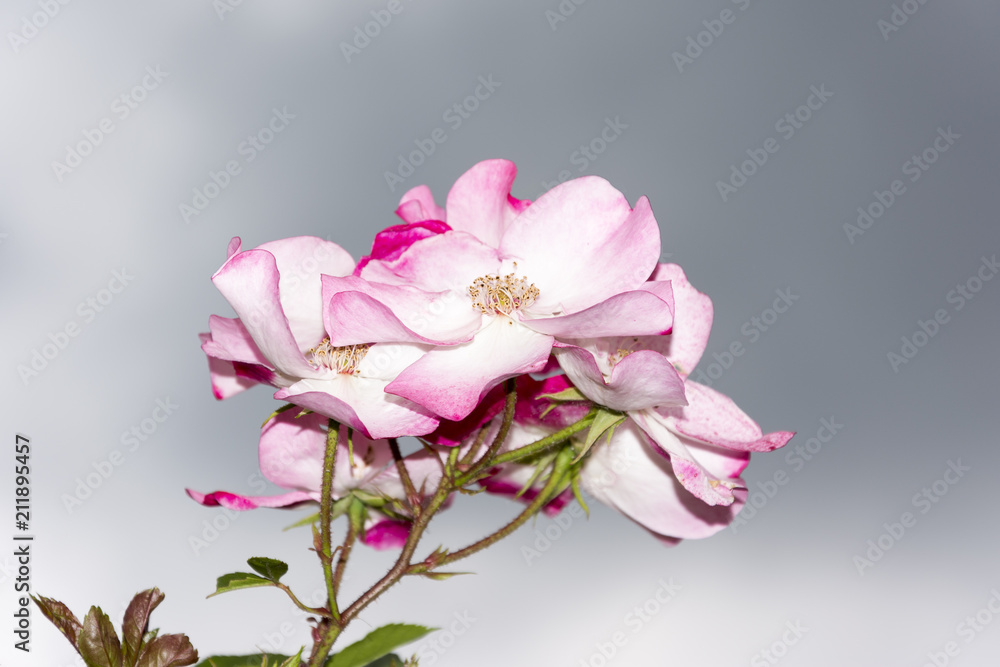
{"left": 2, "top": 1, "right": 998, "bottom": 665}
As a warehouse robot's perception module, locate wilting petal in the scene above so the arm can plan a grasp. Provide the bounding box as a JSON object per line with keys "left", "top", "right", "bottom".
{"left": 631, "top": 409, "right": 739, "bottom": 506}
{"left": 660, "top": 381, "right": 794, "bottom": 453}
{"left": 445, "top": 159, "right": 523, "bottom": 248}
{"left": 387, "top": 317, "right": 553, "bottom": 421}
{"left": 554, "top": 345, "right": 686, "bottom": 412}
{"left": 500, "top": 179, "right": 660, "bottom": 314}
{"left": 524, "top": 288, "right": 673, "bottom": 339}
{"left": 580, "top": 422, "right": 743, "bottom": 539}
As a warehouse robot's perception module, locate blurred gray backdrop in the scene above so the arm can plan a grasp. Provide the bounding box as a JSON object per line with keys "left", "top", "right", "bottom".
{"left": 2, "top": 1, "right": 999, "bottom": 665}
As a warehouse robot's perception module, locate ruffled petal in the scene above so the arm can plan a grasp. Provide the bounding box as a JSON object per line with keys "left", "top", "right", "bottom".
{"left": 499, "top": 178, "right": 660, "bottom": 314}
{"left": 396, "top": 185, "right": 447, "bottom": 223}
{"left": 322, "top": 275, "right": 481, "bottom": 346}
{"left": 524, "top": 288, "right": 673, "bottom": 339}
{"left": 386, "top": 317, "right": 553, "bottom": 421}
{"left": 276, "top": 375, "right": 440, "bottom": 440}
{"left": 359, "top": 231, "right": 501, "bottom": 293}
{"left": 554, "top": 345, "right": 686, "bottom": 412}
{"left": 649, "top": 264, "right": 713, "bottom": 376}
{"left": 445, "top": 159, "right": 522, "bottom": 248}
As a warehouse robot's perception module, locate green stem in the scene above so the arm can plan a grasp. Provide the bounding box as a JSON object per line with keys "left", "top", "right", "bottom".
{"left": 456, "top": 409, "right": 595, "bottom": 486}
{"left": 413, "top": 449, "right": 572, "bottom": 572}
{"left": 462, "top": 379, "right": 517, "bottom": 481}
{"left": 308, "top": 421, "right": 340, "bottom": 666}
{"left": 275, "top": 583, "right": 331, "bottom": 618}
{"left": 389, "top": 438, "right": 420, "bottom": 514}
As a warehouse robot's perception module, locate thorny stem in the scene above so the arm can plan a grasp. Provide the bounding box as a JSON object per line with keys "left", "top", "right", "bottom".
{"left": 306, "top": 400, "right": 597, "bottom": 665}
{"left": 389, "top": 438, "right": 420, "bottom": 514}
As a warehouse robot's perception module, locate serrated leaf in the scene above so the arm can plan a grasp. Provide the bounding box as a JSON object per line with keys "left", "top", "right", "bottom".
{"left": 207, "top": 572, "right": 274, "bottom": 598}
{"left": 79, "top": 606, "right": 123, "bottom": 667}
{"left": 574, "top": 407, "right": 626, "bottom": 463}
{"left": 31, "top": 594, "right": 82, "bottom": 650}
{"left": 282, "top": 511, "right": 321, "bottom": 531}
{"left": 135, "top": 633, "right": 198, "bottom": 667}
{"left": 246, "top": 557, "right": 288, "bottom": 583}
{"left": 123, "top": 588, "right": 166, "bottom": 667}
{"left": 326, "top": 624, "right": 435, "bottom": 667}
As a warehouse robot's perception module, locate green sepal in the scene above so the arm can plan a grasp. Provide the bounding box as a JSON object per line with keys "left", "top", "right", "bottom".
{"left": 282, "top": 511, "right": 321, "bottom": 531}
{"left": 573, "top": 407, "right": 626, "bottom": 463}
{"left": 261, "top": 404, "right": 298, "bottom": 429}
{"left": 419, "top": 571, "right": 473, "bottom": 581}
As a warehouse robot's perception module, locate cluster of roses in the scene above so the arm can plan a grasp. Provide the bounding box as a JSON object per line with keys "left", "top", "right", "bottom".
{"left": 189, "top": 159, "right": 793, "bottom": 548}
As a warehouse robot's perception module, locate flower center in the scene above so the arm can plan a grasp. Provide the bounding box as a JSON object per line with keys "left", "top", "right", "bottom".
{"left": 608, "top": 339, "right": 640, "bottom": 367}
{"left": 469, "top": 267, "right": 539, "bottom": 316}
{"left": 308, "top": 339, "right": 371, "bottom": 375}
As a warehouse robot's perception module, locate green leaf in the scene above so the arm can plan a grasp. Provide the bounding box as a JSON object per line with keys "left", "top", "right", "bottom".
{"left": 31, "top": 594, "right": 83, "bottom": 650}
{"left": 135, "top": 633, "right": 198, "bottom": 667}
{"left": 361, "top": 656, "right": 405, "bottom": 667}
{"left": 195, "top": 656, "right": 293, "bottom": 667}
{"left": 246, "top": 557, "right": 288, "bottom": 583}
{"left": 122, "top": 588, "right": 166, "bottom": 667}
{"left": 78, "top": 606, "right": 123, "bottom": 667}
{"left": 326, "top": 624, "right": 434, "bottom": 667}
{"left": 574, "top": 407, "right": 626, "bottom": 462}
{"left": 207, "top": 572, "right": 274, "bottom": 598}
